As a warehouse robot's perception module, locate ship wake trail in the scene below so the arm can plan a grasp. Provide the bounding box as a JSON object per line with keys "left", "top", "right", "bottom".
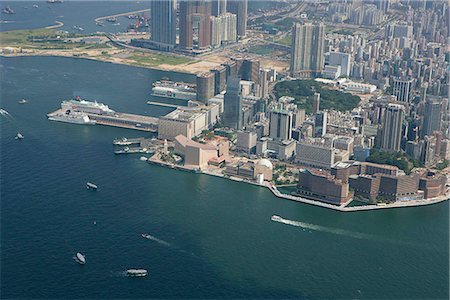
{"left": 144, "top": 234, "right": 172, "bottom": 247}
{"left": 271, "top": 215, "right": 425, "bottom": 249}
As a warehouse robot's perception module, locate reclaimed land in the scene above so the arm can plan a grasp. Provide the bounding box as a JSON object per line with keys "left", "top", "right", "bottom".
{"left": 0, "top": 26, "right": 220, "bottom": 74}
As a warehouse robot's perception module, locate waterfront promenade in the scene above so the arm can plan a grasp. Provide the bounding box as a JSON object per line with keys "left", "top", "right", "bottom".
{"left": 146, "top": 151, "right": 450, "bottom": 212}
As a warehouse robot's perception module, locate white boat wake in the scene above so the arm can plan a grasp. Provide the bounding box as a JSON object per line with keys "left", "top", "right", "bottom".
{"left": 142, "top": 234, "right": 171, "bottom": 247}
{"left": 272, "top": 215, "right": 375, "bottom": 240}
{"left": 271, "top": 215, "right": 425, "bottom": 249}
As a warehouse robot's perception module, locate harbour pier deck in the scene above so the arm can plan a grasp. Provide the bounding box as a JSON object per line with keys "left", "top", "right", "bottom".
{"left": 146, "top": 101, "right": 180, "bottom": 109}
{"left": 48, "top": 109, "right": 159, "bottom": 132}
{"left": 94, "top": 9, "right": 150, "bottom": 23}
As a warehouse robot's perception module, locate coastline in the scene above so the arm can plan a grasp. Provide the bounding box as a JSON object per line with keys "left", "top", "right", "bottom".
{"left": 147, "top": 155, "right": 450, "bottom": 212}
{"left": 0, "top": 52, "right": 199, "bottom": 75}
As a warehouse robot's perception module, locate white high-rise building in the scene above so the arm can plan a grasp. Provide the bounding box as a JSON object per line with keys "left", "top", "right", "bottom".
{"left": 328, "top": 52, "right": 351, "bottom": 77}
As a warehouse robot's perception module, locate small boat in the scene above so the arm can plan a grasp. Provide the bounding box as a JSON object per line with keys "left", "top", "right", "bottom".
{"left": 15, "top": 133, "right": 24, "bottom": 140}
{"left": 86, "top": 182, "right": 98, "bottom": 190}
{"left": 106, "top": 17, "right": 117, "bottom": 23}
{"left": 127, "top": 269, "right": 147, "bottom": 277}
{"left": 75, "top": 252, "right": 86, "bottom": 265}
{"left": 271, "top": 215, "right": 282, "bottom": 222}
{"left": 2, "top": 6, "right": 15, "bottom": 15}
{"left": 18, "top": 99, "right": 27, "bottom": 104}
{"left": 33, "top": 4, "right": 39, "bottom": 8}
{"left": 139, "top": 156, "right": 147, "bottom": 161}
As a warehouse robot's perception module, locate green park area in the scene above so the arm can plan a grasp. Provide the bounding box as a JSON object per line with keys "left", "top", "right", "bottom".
{"left": 0, "top": 27, "right": 105, "bottom": 50}
{"left": 366, "top": 149, "right": 422, "bottom": 174}
{"left": 274, "top": 79, "right": 361, "bottom": 113}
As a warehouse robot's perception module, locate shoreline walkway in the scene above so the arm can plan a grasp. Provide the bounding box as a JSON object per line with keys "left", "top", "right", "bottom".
{"left": 146, "top": 153, "right": 450, "bottom": 212}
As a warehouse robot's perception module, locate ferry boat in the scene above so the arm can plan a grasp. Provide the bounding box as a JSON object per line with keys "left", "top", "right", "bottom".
{"left": 151, "top": 80, "right": 196, "bottom": 101}
{"left": 75, "top": 252, "right": 86, "bottom": 265}
{"left": 48, "top": 110, "right": 96, "bottom": 125}
{"left": 86, "top": 182, "right": 98, "bottom": 190}
{"left": 61, "top": 97, "right": 115, "bottom": 115}
{"left": 127, "top": 269, "right": 147, "bottom": 277}
{"left": 271, "top": 215, "right": 283, "bottom": 222}
{"left": 113, "top": 137, "right": 132, "bottom": 146}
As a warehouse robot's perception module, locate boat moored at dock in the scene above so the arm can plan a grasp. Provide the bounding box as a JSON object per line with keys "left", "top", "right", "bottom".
{"left": 151, "top": 80, "right": 196, "bottom": 101}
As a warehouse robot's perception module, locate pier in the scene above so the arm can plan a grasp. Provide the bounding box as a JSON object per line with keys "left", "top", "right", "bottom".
{"left": 146, "top": 101, "right": 180, "bottom": 109}
{"left": 113, "top": 137, "right": 158, "bottom": 155}
{"left": 94, "top": 9, "right": 150, "bottom": 23}
{"left": 48, "top": 109, "right": 159, "bottom": 132}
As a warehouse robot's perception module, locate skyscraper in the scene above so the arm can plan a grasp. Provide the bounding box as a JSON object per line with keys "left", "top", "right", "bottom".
{"left": 150, "top": 0, "right": 177, "bottom": 51}
{"left": 179, "top": 0, "right": 212, "bottom": 50}
{"left": 392, "top": 78, "right": 414, "bottom": 102}
{"left": 314, "top": 111, "right": 327, "bottom": 137}
{"left": 290, "top": 23, "right": 325, "bottom": 78}
{"left": 227, "top": 0, "right": 247, "bottom": 38}
{"left": 223, "top": 77, "right": 243, "bottom": 130}
{"left": 422, "top": 97, "right": 442, "bottom": 137}
{"left": 380, "top": 104, "right": 405, "bottom": 152}
{"left": 269, "top": 108, "right": 293, "bottom": 141}
{"left": 196, "top": 72, "right": 215, "bottom": 102}
{"left": 211, "top": 0, "right": 227, "bottom": 16}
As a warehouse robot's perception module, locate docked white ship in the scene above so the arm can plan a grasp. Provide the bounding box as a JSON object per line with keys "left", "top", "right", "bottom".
{"left": 61, "top": 98, "right": 115, "bottom": 115}
{"left": 151, "top": 80, "right": 196, "bottom": 101}
{"left": 48, "top": 110, "right": 96, "bottom": 125}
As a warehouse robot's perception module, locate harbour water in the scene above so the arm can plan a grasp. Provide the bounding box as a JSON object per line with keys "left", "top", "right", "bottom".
{"left": 1, "top": 55, "right": 449, "bottom": 299}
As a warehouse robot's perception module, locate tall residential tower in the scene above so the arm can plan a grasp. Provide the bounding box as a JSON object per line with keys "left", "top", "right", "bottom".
{"left": 150, "top": 0, "right": 177, "bottom": 51}
{"left": 290, "top": 23, "right": 325, "bottom": 78}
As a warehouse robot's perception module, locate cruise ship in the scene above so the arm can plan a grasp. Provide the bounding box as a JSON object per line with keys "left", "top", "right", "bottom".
{"left": 48, "top": 110, "right": 96, "bottom": 125}
{"left": 61, "top": 98, "right": 115, "bottom": 115}
{"left": 151, "top": 80, "right": 196, "bottom": 101}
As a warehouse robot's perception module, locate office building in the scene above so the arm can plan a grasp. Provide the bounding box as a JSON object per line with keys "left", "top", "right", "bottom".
{"left": 211, "top": 65, "right": 227, "bottom": 95}
{"left": 150, "top": 0, "right": 177, "bottom": 51}
{"left": 328, "top": 52, "right": 351, "bottom": 77}
{"left": 223, "top": 77, "right": 243, "bottom": 130}
{"left": 179, "top": 0, "right": 212, "bottom": 50}
{"left": 236, "top": 130, "right": 257, "bottom": 153}
{"left": 269, "top": 108, "right": 293, "bottom": 141}
{"left": 422, "top": 97, "right": 442, "bottom": 137}
{"left": 379, "top": 104, "right": 404, "bottom": 152}
{"left": 241, "top": 59, "right": 260, "bottom": 82}
{"left": 297, "top": 169, "right": 352, "bottom": 205}
{"left": 392, "top": 78, "right": 414, "bottom": 103}
{"left": 227, "top": 0, "right": 247, "bottom": 37}
{"left": 196, "top": 72, "right": 215, "bottom": 102}
{"left": 290, "top": 23, "right": 325, "bottom": 78}
{"left": 314, "top": 111, "right": 327, "bottom": 137}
